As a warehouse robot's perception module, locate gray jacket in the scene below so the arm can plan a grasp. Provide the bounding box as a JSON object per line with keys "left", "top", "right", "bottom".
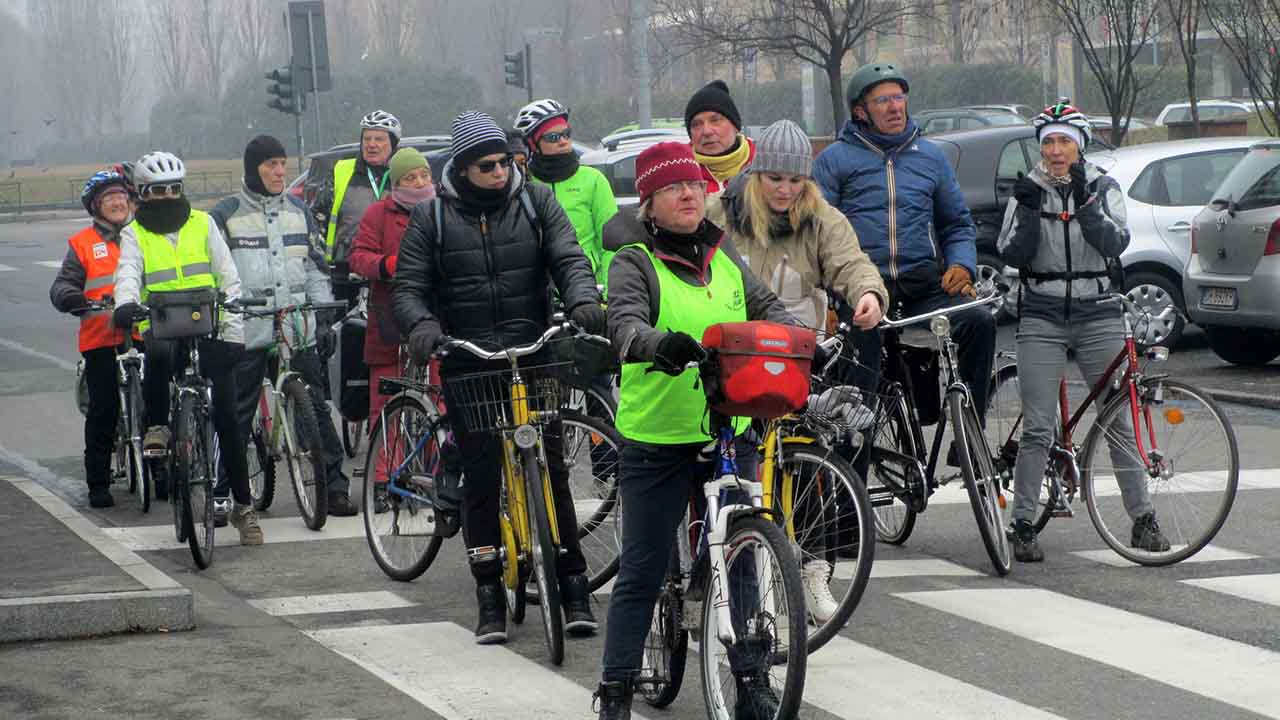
{"left": 212, "top": 184, "right": 333, "bottom": 351}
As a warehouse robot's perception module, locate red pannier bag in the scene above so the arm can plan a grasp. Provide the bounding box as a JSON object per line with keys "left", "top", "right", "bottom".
{"left": 701, "top": 321, "right": 816, "bottom": 418}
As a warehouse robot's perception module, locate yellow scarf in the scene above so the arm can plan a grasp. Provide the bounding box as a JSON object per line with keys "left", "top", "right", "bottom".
{"left": 694, "top": 134, "right": 752, "bottom": 183}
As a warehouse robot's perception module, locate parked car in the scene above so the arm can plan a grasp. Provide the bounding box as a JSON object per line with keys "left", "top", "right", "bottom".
{"left": 599, "top": 127, "right": 686, "bottom": 151}
{"left": 1087, "top": 116, "right": 1152, "bottom": 131}
{"left": 916, "top": 108, "right": 1028, "bottom": 135}
{"left": 1086, "top": 136, "right": 1266, "bottom": 346}
{"left": 1184, "top": 140, "right": 1280, "bottom": 365}
{"left": 1154, "top": 100, "right": 1254, "bottom": 126}
{"left": 581, "top": 134, "right": 689, "bottom": 208}
{"left": 966, "top": 104, "right": 1038, "bottom": 120}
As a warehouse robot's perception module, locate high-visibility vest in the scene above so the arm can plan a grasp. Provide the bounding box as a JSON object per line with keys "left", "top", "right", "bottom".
{"left": 132, "top": 211, "right": 217, "bottom": 332}
{"left": 68, "top": 226, "right": 125, "bottom": 352}
{"left": 324, "top": 158, "right": 358, "bottom": 262}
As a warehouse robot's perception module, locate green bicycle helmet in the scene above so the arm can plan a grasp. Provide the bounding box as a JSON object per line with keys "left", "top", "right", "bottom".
{"left": 846, "top": 62, "right": 910, "bottom": 106}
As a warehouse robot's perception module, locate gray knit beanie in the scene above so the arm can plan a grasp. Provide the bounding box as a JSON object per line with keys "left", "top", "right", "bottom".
{"left": 752, "top": 120, "right": 813, "bottom": 177}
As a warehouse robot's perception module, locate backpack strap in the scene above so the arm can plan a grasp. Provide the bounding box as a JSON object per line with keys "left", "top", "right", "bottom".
{"left": 519, "top": 188, "right": 542, "bottom": 249}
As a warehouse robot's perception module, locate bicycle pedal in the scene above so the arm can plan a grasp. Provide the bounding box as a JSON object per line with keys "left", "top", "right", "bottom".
{"left": 142, "top": 448, "right": 168, "bottom": 458}
{"left": 1050, "top": 505, "right": 1074, "bottom": 519}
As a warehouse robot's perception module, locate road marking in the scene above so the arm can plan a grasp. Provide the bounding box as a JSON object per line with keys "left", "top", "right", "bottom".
{"left": 33, "top": 260, "right": 63, "bottom": 268}
{"left": 0, "top": 264, "right": 15, "bottom": 272}
{"left": 0, "top": 336, "right": 78, "bottom": 372}
{"left": 101, "top": 514, "right": 366, "bottom": 551}
{"left": 924, "top": 468, "right": 1280, "bottom": 506}
{"left": 898, "top": 588, "right": 1280, "bottom": 719}
{"left": 306, "top": 621, "right": 651, "bottom": 720}
{"left": 249, "top": 591, "right": 415, "bottom": 617}
{"left": 847, "top": 558, "right": 983, "bottom": 579}
{"left": 1182, "top": 574, "right": 1280, "bottom": 608}
{"left": 806, "top": 633, "right": 1069, "bottom": 719}
{"left": 1071, "top": 544, "right": 1258, "bottom": 567}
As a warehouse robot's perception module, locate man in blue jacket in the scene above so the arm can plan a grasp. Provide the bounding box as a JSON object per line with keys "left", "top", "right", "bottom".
{"left": 814, "top": 62, "right": 995, "bottom": 432}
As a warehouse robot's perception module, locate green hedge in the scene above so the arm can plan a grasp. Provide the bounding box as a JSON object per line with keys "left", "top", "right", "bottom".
{"left": 904, "top": 64, "right": 1043, "bottom": 112}
{"left": 1076, "top": 65, "right": 1214, "bottom": 120}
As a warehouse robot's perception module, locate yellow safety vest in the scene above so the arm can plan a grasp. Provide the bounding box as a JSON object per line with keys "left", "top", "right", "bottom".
{"left": 132, "top": 211, "right": 217, "bottom": 332}
{"left": 325, "top": 158, "right": 358, "bottom": 262}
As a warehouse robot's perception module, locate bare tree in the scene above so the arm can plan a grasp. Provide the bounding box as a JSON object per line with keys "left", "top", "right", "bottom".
{"left": 418, "top": 0, "right": 460, "bottom": 62}
{"left": 102, "top": 1, "right": 140, "bottom": 132}
{"left": 148, "top": 2, "right": 192, "bottom": 95}
{"left": 237, "top": 0, "right": 280, "bottom": 68}
{"left": 1163, "top": 0, "right": 1203, "bottom": 136}
{"left": 194, "top": 0, "right": 233, "bottom": 96}
{"left": 370, "top": 0, "right": 418, "bottom": 60}
{"left": 990, "top": 0, "right": 1051, "bottom": 67}
{"left": 1204, "top": 0, "right": 1280, "bottom": 134}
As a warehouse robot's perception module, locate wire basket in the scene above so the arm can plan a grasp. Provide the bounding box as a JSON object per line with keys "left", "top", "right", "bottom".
{"left": 441, "top": 360, "right": 570, "bottom": 434}
{"left": 804, "top": 351, "right": 902, "bottom": 443}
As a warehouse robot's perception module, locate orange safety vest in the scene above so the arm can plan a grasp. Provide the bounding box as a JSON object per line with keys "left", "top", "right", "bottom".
{"left": 68, "top": 226, "right": 126, "bottom": 352}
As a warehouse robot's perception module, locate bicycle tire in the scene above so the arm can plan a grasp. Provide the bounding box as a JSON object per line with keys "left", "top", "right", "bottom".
{"left": 124, "top": 365, "right": 150, "bottom": 511}
{"left": 523, "top": 444, "right": 564, "bottom": 666}
{"left": 987, "top": 363, "right": 1061, "bottom": 533}
{"left": 247, "top": 417, "right": 276, "bottom": 512}
{"left": 343, "top": 418, "right": 364, "bottom": 458}
{"left": 775, "top": 442, "right": 875, "bottom": 654}
{"left": 639, "top": 542, "right": 688, "bottom": 708}
{"left": 699, "top": 515, "right": 807, "bottom": 720}
{"left": 282, "top": 378, "right": 327, "bottom": 530}
{"left": 361, "top": 394, "right": 444, "bottom": 581}
{"left": 951, "top": 391, "right": 1011, "bottom": 576}
{"left": 1081, "top": 377, "right": 1238, "bottom": 566}
{"left": 176, "top": 393, "right": 215, "bottom": 569}
{"left": 867, "top": 386, "right": 919, "bottom": 544}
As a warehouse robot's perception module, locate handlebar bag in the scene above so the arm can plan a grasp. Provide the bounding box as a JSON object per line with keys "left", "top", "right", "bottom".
{"left": 147, "top": 288, "right": 217, "bottom": 341}
{"left": 702, "top": 321, "right": 816, "bottom": 419}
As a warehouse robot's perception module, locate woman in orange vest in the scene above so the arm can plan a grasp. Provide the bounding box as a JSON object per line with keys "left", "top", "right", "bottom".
{"left": 49, "top": 171, "right": 137, "bottom": 508}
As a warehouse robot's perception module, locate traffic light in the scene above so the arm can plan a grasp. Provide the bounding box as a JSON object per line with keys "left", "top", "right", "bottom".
{"left": 504, "top": 50, "right": 525, "bottom": 89}
{"left": 265, "top": 66, "right": 300, "bottom": 116}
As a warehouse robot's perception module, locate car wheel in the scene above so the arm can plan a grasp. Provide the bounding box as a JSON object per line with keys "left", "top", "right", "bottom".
{"left": 1124, "top": 271, "right": 1185, "bottom": 348}
{"left": 1204, "top": 326, "right": 1280, "bottom": 366}
{"left": 976, "top": 255, "right": 1017, "bottom": 323}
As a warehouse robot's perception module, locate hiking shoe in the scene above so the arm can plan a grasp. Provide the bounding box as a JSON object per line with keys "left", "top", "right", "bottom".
{"left": 1131, "top": 513, "right": 1171, "bottom": 552}
{"left": 561, "top": 573, "right": 599, "bottom": 636}
{"left": 143, "top": 426, "right": 170, "bottom": 455}
{"left": 1010, "top": 519, "right": 1044, "bottom": 562}
{"left": 88, "top": 486, "right": 115, "bottom": 509}
{"left": 734, "top": 670, "right": 781, "bottom": 720}
{"left": 230, "top": 505, "right": 264, "bottom": 546}
{"left": 593, "top": 678, "right": 633, "bottom": 720}
{"left": 474, "top": 581, "right": 507, "bottom": 644}
{"left": 327, "top": 492, "right": 358, "bottom": 517}
{"left": 801, "top": 559, "right": 839, "bottom": 624}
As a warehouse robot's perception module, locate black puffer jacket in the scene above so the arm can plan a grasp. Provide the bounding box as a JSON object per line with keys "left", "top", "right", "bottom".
{"left": 392, "top": 161, "right": 600, "bottom": 350}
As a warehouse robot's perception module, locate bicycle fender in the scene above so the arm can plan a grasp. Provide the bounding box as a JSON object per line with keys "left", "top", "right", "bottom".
{"left": 781, "top": 436, "right": 818, "bottom": 446}
{"left": 727, "top": 505, "right": 779, "bottom": 525}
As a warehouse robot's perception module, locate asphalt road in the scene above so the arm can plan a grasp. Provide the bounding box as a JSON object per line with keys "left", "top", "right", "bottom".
{"left": 2, "top": 217, "right": 1279, "bottom": 720}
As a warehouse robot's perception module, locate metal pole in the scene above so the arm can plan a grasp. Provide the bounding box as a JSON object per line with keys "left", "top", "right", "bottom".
{"left": 307, "top": 11, "right": 323, "bottom": 151}
{"left": 633, "top": 0, "right": 652, "bottom": 129}
{"left": 525, "top": 42, "right": 534, "bottom": 103}
{"left": 295, "top": 104, "right": 305, "bottom": 177}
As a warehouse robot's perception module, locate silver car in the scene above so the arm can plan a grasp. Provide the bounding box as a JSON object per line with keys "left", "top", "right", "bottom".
{"left": 1185, "top": 140, "right": 1280, "bottom": 365}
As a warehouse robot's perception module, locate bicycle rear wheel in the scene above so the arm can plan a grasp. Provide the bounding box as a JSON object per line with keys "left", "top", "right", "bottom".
{"left": 176, "top": 393, "right": 215, "bottom": 569}
{"left": 282, "top": 378, "right": 327, "bottom": 530}
{"left": 1082, "top": 378, "right": 1238, "bottom": 566}
{"left": 866, "top": 386, "right": 919, "bottom": 544}
{"left": 987, "top": 362, "right": 1061, "bottom": 532}
{"left": 952, "top": 391, "right": 1011, "bottom": 576}
{"left": 548, "top": 412, "right": 623, "bottom": 593}
{"left": 699, "top": 515, "right": 806, "bottom": 720}
{"left": 523, "top": 445, "right": 564, "bottom": 666}
{"left": 639, "top": 543, "right": 688, "bottom": 709}
{"left": 362, "top": 394, "right": 444, "bottom": 581}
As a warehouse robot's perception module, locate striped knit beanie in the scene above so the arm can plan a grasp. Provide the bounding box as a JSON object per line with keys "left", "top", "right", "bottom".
{"left": 450, "top": 111, "right": 509, "bottom": 169}
{"left": 752, "top": 120, "right": 813, "bottom": 177}
{"left": 635, "top": 141, "right": 705, "bottom": 204}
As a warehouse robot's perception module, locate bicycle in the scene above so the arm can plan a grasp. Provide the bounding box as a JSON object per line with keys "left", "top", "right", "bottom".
{"left": 338, "top": 276, "right": 370, "bottom": 459}
{"left": 861, "top": 291, "right": 1012, "bottom": 575}
{"left": 239, "top": 299, "right": 350, "bottom": 529}
{"left": 985, "top": 293, "right": 1239, "bottom": 565}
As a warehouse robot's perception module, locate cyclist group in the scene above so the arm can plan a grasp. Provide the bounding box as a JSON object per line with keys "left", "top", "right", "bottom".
{"left": 52, "top": 62, "right": 1177, "bottom": 719}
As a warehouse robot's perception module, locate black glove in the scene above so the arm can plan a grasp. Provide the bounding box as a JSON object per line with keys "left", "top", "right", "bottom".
{"left": 1013, "top": 173, "right": 1041, "bottom": 210}
{"left": 408, "top": 320, "right": 443, "bottom": 363}
{"left": 570, "top": 303, "right": 607, "bottom": 336}
{"left": 653, "top": 331, "right": 704, "bottom": 374}
{"left": 65, "top": 292, "right": 88, "bottom": 313}
{"left": 112, "top": 302, "right": 141, "bottom": 330}
{"left": 315, "top": 323, "right": 336, "bottom": 360}
{"left": 1069, "top": 161, "right": 1091, "bottom": 208}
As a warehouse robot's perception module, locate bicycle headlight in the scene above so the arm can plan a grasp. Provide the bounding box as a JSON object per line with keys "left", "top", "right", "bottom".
{"left": 930, "top": 315, "right": 951, "bottom": 338}
{"left": 513, "top": 424, "right": 539, "bottom": 449}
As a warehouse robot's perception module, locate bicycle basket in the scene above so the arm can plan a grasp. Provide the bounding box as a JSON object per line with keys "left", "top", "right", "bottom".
{"left": 441, "top": 361, "right": 569, "bottom": 434}
{"left": 146, "top": 288, "right": 217, "bottom": 340}
{"left": 702, "top": 321, "right": 816, "bottom": 419}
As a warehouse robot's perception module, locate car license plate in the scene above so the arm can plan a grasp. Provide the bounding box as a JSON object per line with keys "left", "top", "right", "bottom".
{"left": 1201, "top": 287, "right": 1238, "bottom": 309}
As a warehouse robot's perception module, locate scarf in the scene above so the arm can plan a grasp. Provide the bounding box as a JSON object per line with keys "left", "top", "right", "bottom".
{"left": 529, "top": 151, "right": 579, "bottom": 184}
{"left": 650, "top": 219, "right": 719, "bottom": 267}
{"left": 452, "top": 170, "right": 509, "bottom": 213}
{"left": 694, "top": 134, "right": 752, "bottom": 183}
{"left": 1035, "top": 160, "right": 1073, "bottom": 185}
{"left": 392, "top": 184, "right": 436, "bottom": 211}
{"left": 93, "top": 216, "right": 129, "bottom": 242}
{"left": 852, "top": 119, "right": 919, "bottom": 153}
{"left": 134, "top": 197, "right": 191, "bottom": 234}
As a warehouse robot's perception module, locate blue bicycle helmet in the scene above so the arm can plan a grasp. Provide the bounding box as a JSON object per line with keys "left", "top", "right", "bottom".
{"left": 81, "top": 170, "right": 132, "bottom": 215}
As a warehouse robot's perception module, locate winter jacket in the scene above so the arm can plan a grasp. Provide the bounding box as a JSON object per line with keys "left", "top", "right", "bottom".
{"left": 606, "top": 215, "right": 796, "bottom": 364}
{"left": 997, "top": 162, "right": 1128, "bottom": 324}
{"left": 707, "top": 175, "right": 887, "bottom": 331}
{"left": 115, "top": 210, "right": 244, "bottom": 344}
{"left": 813, "top": 119, "right": 977, "bottom": 285}
{"left": 528, "top": 164, "right": 618, "bottom": 291}
{"left": 391, "top": 162, "right": 600, "bottom": 352}
{"left": 309, "top": 157, "right": 389, "bottom": 268}
{"left": 350, "top": 193, "right": 412, "bottom": 365}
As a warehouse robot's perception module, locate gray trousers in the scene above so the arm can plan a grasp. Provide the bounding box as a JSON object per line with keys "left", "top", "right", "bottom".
{"left": 1012, "top": 315, "right": 1152, "bottom": 524}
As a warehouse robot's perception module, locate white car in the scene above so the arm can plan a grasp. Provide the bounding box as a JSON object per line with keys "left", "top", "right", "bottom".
{"left": 581, "top": 134, "right": 690, "bottom": 209}
{"left": 1154, "top": 101, "right": 1254, "bottom": 126}
{"left": 1086, "top": 137, "right": 1268, "bottom": 346}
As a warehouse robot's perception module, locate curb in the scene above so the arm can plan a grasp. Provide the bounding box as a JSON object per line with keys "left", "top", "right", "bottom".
{"left": 0, "top": 212, "right": 65, "bottom": 224}
{"left": 0, "top": 477, "right": 193, "bottom": 644}
{"left": 1202, "top": 388, "right": 1280, "bottom": 411}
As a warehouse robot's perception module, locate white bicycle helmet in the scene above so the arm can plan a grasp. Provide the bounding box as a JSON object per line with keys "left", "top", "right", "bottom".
{"left": 1033, "top": 100, "right": 1094, "bottom": 148}
{"left": 513, "top": 99, "right": 569, "bottom": 139}
{"left": 133, "top": 151, "right": 186, "bottom": 185}
{"left": 360, "top": 110, "right": 402, "bottom": 142}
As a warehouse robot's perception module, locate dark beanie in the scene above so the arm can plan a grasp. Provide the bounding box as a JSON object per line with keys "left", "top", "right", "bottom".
{"left": 684, "top": 80, "right": 742, "bottom": 132}
{"left": 244, "top": 135, "right": 288, "bottom": 196}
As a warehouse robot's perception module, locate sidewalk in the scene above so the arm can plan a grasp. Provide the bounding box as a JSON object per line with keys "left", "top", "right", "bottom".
{"left": 0, "top": 476, "right": 192, "bottom": 643}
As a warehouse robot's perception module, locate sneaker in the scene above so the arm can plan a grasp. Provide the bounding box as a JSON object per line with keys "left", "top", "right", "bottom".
{"left": 373, "top": 483, "right": 389, "bottom": 514}
{"left": 1010, "top": 519, "right": 1045, "bottom": 562}
{"left": 143, "top": 426, "right": 170, "bottom": 455}
{"left": 592, "top": 679, "right": 633, "bottom": 720}
{"left": 212, "top": 495, "right": 232, "bottom": 528}
{"left": 474, "top": 581, "right": 507, "bottom": 644}
{"left": 801, "top": 559, "right": 839, "bottom": 624}
{"left": 561, "top": 573, "right": 599, "bottom": 636}
{"left": 734, "top": 670, "right": 781, "bottom": 720}
{"left": 1131, "top": 512, "right": 1171, "bottom": 552}
{"left": 327, "top": 492, "right": 358, "bottom": 517}
{"left": 88, "top": 486, "right": 115, "bottom": 509}
{"left": 230, "top": 505, "right": 264, "bottom": 546}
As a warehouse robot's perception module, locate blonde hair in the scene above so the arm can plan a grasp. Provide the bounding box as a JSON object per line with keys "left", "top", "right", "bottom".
{"left": 741, "top": 173, "right": 824, "bottom": 244}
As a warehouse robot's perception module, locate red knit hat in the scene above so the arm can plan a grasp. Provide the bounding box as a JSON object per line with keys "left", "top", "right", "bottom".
{"left": 635, "top": 141, "right": 705, "bottom": 204}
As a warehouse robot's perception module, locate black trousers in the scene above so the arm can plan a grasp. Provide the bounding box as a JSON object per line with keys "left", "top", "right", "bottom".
{"left": 82, "top": 347, "right": 121, "bottom": 490}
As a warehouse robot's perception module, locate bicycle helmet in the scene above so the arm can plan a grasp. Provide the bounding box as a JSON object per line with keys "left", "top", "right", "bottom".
{"left": 513, "top": 99, "right": 569, "bottom": 139}
{"left": 846, "top": 62, "right": 910, "bottom": 106}
{"left": 1033, "top": 100, "right": 1093, "bottom": 148}
{"left": 360, "top": 110, "right": 402, "bottom": 142}
{"left": 80, "top": 170, "right": 132, "bottom": 214}
{"left": 133, "top": 151, "right": 186, "bottom": 185}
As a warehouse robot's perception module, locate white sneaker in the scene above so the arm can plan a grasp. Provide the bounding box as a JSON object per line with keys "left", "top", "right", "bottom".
{"left": 801, "top": 559, "right": 839, "bottom": 624}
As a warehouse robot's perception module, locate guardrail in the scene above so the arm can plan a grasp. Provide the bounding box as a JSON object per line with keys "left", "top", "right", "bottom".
{"left": 0, "top": 172, "right": 237, "bottom": 214}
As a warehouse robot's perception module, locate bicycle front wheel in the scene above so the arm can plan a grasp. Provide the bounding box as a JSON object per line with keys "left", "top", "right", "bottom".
{"left": 282, "top": 379, "right": 327, "bottom": 530}
{"left": 952, "top": 391, "right": 1011, "bottom": 576}
{"left": 699, "top": 515, "right": 806, "bottom": 720}
{"left": 124, "top": 364, "right": 149, "bottom": 511}
{"left": 1081, "top": 378, "right": 1238, "bottom": 566}
{"left": 247, "top": 404, "right": 276, "bottom": 512}
{"left": 343, "top": 418, "right": 364, "bottom": 458}
{"left": 176, "top": 393, "right": 215, "bottom": 569}
{"left": 523, "top": 445, "right": 564, "bottom": 666}
{"left": 554, "top": 412, "right": 623, "bottom": 592}
{"left": 987, "top": 362, "right": 1061, "bottom": 533}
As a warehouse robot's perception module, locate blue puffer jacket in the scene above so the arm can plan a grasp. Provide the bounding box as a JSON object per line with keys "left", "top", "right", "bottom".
{"left": 813, "top": 119, "right": 976, "bottom": 284}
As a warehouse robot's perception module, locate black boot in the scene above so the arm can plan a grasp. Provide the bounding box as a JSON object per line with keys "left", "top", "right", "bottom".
{"left": 1010, "top": 519, "right": 1045, "bottom": 562}
{"left": 87, "top": 485, "right": 115, "bottom": 509}
{"left": 327, "top": 492, "right": 359, "bottom": 517}
{"left": 474, "top": 581, "right": 507, "bottom": 645}
{"left": 561, "top": 573, "right": 598, "bottom": 636}
{"left": 592, "top": 678, "right": 633, "bottom": 720}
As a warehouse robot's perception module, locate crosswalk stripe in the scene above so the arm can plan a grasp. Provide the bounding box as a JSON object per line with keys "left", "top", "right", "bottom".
{"left": 1182, "top": 573, "right": 1280, "bottom": 608}
{"left": 306, "top": 621, "right": 652, "bottom": 720}
{"left": 837, "top": 558, "right": 982, "bottom": 580}
{"left": 922, "top": 468, "right": 1280, "bottom": 506}
{"left": 249, "top": 591, "right": 415, "bottom": 617}
{"left": 34, "top": 260, "right": 63, "bottom": 268}
{"left": 897, "top": 588, "right": 1280, "bottom": 719}
{"left": 101, "top": 514, "right": 366, "bottom": 550}
{"left": 0, "top": 264, "right": 15, "bottom": 272}
{"left": 806, "top": 634, "right": 1069, "bottom": 719}
{"left": 1072, "top": 544, "right": 1258, "bottom": 567}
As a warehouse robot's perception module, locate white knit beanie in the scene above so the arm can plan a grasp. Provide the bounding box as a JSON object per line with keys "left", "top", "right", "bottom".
{"left": 752, "top": 120, "right": 813, "bottom": 177}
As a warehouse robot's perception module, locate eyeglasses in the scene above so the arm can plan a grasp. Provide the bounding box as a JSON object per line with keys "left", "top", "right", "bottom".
{"left": 540, "top": 128, "right": 572, "bottom": 144}
{"left": 141, "top": 182, "right": 183, "bottom": 199}
{"left": 868, "top": 93, "right": 908, "bottom": 108}
{"left": 473, "top": 156, "right": 513, "bottom": 174}
{"left": 656, "top": 180, "right": 707, "bottom": 197}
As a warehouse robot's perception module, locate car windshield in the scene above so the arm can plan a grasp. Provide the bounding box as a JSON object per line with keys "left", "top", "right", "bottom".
{"left": 1214, "top": 145, "right": 1280, "bottom": 211}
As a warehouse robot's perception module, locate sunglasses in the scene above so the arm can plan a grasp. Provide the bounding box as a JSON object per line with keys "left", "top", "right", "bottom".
{"left": 540, "top": 128, "right": 572, "bottom": 144}
{"left": 473, "top": 156, "right": 513, "bottom": 174}
{"left": 141, "top": 182, "right": 183, "bottom": 199}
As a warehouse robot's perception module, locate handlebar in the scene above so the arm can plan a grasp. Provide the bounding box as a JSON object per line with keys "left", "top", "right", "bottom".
{"left": 228, "top": 299, "right": 346, "bottom": 318}
{"left": 434, "top": 318, "right": 597, "bottom": 364}
{"left": 878, "top": 290, "right": 1001, "bottom": 330}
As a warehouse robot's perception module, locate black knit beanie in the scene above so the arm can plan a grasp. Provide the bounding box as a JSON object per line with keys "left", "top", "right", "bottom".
{"left": 684, "top": 80, "right": 742, "bottom": 133}
{"left": 244, "top": 134, "right": 288, "bottom": 196}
